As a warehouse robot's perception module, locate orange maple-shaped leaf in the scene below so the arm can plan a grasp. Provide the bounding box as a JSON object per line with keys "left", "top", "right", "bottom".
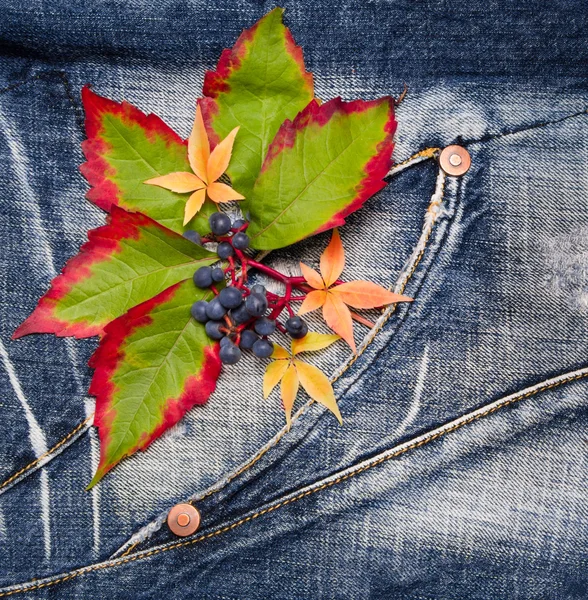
{"left": 263, "top": 333, "right": 342, "bottom": 426}
{"left": 298, "top": 228, "right": 412, "bottom": 352}
{"left": 145, "top": 104, "right": 244, "bottom": 225}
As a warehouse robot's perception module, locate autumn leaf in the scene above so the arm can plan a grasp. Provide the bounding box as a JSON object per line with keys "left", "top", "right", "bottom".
{"left": 13, "top": 207, "right": 218, "bottom": 339}
{"left": 145, "top": 104, "right": 244, "bottom": 225}
{"left": 80, "top": 86, "right": 217, "bottom": 235}
{"left": 200, "top": 7, "right": 314, "bottom": 200}
{"left": 298, "top": 229, "right": 412, "bottom": 352}
{"left": 87, "top": 280, "right": 221, "bottom": 487}
{"left": 263, "top": 333, "right": 342, "bottom": 426}
{"left": 246, "top": 97, "right": 397, "bottom": 250}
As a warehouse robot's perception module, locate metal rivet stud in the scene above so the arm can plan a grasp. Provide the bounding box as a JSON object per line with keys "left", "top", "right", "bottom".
{"left": 167, "top": 503, "right": 201, "bottom": 537}
{"left": 439, "top": 145, "right": 471, "bottom": 176}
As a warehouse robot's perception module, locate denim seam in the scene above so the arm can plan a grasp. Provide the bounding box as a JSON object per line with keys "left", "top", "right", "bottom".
{"left": 0, "top": 417, "right": 93, "bottom": 496}
{"left": 1, "top": 366, "right": 585, "bottom": 597}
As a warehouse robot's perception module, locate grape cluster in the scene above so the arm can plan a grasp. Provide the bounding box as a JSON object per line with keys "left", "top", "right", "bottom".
{"left": 187, "top": 212, "right": 308, "bottom": 365}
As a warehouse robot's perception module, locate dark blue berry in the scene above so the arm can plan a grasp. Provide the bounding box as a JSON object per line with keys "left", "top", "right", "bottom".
{"left": 205, "top": 320, "right": 224, "bottom": 340}
{"left": 190, "top": 300, "right": 209, "bottom": 323}
{"left": 252, "top": 338, "right": 274, "bottom": 358}
{"left": 240, "top": 329, "right": 259, "bottom": 350}
{"left": 220, "top": 336, "right": 232, "bottom": 347}
{"left": 232, "top": 218, "right": 247, "bottom": 230}
{"left": 232, "top": 232, "right": 249, "bottom": 250}
{"left": 245, "top": 293, "right": 268, "bottom": 317}
{"left": 218, "top": 287, "right": 243, "bottom": 309}
{"left": 206, "top": 297, "right": 227, "bottom": 320}
{"left": 231, "top": 302, "right": 251, "bottom": 325}
{"left": 211, "top": 267, "right": 225, "bottom": 283}
{"left": 254, "top": 317, "right": 276, "bottom": 336}
{"left": 193, "top": 266, "right": 213, "bottom": 288}
{"left": 217, "top": 242, "right": 234, "bottom": 259}
{"left": 209, "top": 212, "right": 232, "bottom": 236}
{"left": 250, "top": 284, "right": 266, "bottom": 296}
{"left": 285, "top": 316, "right": 308, "bottom": 339}
{"left": 219, "top": 341, "right": 242, "bottom": 365}
{"left": 182, "top": 230, "right": 201, "bottom": 245}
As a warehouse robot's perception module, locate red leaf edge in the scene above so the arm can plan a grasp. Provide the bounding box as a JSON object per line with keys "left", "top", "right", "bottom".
{"left": 12, "top": 206, "right": 171, "bottom": 340}
{"left": 88, "top": 281, "right": 221, "bottom": 484}
{"left": 261, "top": 97, "right": 396, "bottom": 235}
{"left": 80, "top": 85, "right": 187, "bottom": 213}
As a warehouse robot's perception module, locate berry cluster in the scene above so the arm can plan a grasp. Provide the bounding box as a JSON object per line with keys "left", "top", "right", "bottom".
{"left": 185, "top": 212, "right": 310, "bottom": 365}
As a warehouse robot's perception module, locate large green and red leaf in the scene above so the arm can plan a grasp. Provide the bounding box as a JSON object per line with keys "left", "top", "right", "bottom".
{"left": 200, "top": 7, "right": 314, "bottom": 200}
{"left": 87, "top": 279, "right": 221, "bottom": 487}
{"left": 81, "top": 86, "right": 216, "bottom": 234}
{"left": 13, "top": 207, "right": 217, "bottom": 339}
{"left": 246, "top": 97, "right": 397, "bottom": 250}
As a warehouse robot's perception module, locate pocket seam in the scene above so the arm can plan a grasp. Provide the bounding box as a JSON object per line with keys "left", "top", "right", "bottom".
{"left": 2, "top": 366, "right": 585, "bottom": 598}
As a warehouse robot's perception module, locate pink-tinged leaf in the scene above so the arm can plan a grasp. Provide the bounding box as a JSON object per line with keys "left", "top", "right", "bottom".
{"left": 294, "top": 359, "right": 342, "bottom": 424}
{"left": 247, "top": 96, "right": 397, "bottom": 250}
{"left": 322, "top": 292, "right": 356, "bottom": 353}
{"left": 299, "top": 262, "right": 324, "bottom": 290}
{"left": 145, "top": 172, "right": 205, "bottom": 193}
{"left": 281, "top": 363, "right": 299, "bottom": 427}
{"left": 263, "top": 360, "right": 290, "bottom": 399}
{"left": 292, "top": 332, "right": 340, "bottom": 355}
{"left": 320, "top": 229, "right": 345, "bottom": 288}
{"left": 13, "top": 207, "right": 217, "bottom": 340}
{"left": 188, "top": 104, "right": 210, "bottom": 183}
{"left": 87, "top": 279, "right": 221, "bottom": 487}
{"left": 298, "top": 290, "right": 327, "bottom": 316}
{"left": 331, "top": 281, "right": 413, "bottom": 309}
{"left": 80, "top": 86, "right": 216, "bottom": 235}
{"left": 206, "top": 127, "right": 240, "bottom": 183}
{"left": 200, "top": 7, "right": 314, "bottom": 200}
{"left": 207, "top": 182, "right": 245, "bottom": 203}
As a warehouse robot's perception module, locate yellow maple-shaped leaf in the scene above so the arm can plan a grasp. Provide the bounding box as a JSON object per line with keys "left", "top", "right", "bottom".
{"left": 298, "top": 228, "right": 413, "bottom": 352}
{"left": 294, "top": 360, "right": 342, "bottom": 424}
{"left": 263, "top": 333, "right": 342, "bottom": 426}
{"left": 145, "top": 103, "right": 244, "bottom": 225}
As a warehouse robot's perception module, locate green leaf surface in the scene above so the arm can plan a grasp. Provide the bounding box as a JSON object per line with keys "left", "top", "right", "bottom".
{"left": 200, "top": 7, "right": 314, "bottom": 200}
{"left": 13, "top": 207, "right": 218, "bottom": 339}
{"left": 81, "top": 86, "right": 216, "bottom": 235}
{"left": 247, "top": 97, "right": 397, "bottom": 250}
{"left": 88, "top": 279, "right": 221, "bottom": 487}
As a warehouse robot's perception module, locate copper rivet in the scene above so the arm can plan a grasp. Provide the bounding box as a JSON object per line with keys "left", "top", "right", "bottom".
{"left": 168, "top": 503, "right": 201, "bottom": 537}
{"left": 439, "top": 145, "right": 471, "bottom": 176}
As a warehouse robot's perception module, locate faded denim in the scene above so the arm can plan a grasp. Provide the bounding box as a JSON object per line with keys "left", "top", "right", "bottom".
{"left": 0, "top": 1, "right": 587, "bottom": 598}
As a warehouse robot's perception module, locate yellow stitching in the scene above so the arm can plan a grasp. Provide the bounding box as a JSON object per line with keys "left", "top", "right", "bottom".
{"left": 2, "top": 369, "right": 585, "bottom": 597}
{"left": 0, "top": 416, "right": 93, "bottom": 491}
{"left": 390, "top": 147, "right": 439, "bottom": 170}
{"left": 119, "top": 542, "right": 138, "bottom": 558}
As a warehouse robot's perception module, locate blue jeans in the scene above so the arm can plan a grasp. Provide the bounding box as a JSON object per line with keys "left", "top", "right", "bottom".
{"left": 0, "top": 1, "right": 586, "bottom": 598}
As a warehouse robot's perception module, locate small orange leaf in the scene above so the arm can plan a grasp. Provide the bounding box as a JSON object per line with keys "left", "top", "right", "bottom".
{"left": 331, "top": 281, "right": 413, "bottom": 309}
{"left": 271, "top": 344, "right": 291, "bottom": 360}
{"left": 294, "top": 360, "right": 342, "bottom": 424}
{"left": 323, "top": 292, "right": 356, "bottom": 352}
{"left": 184, "top": 189, "right": 207, "bottom": 225}
{"left": 320, "top": 228, "right": 345, "bottom": 287}
{"left": 188, "top": 104, "right": 210, "bottom": 184}
{"left": 263, "top": 360, "right": 290, "bottom": 398}
{"left": 207, "top": 181, "right": 245, "bottom": 203}
{"left": 298, "top": 290, "right": 327, "bottom": 316}
{"left": 145, "top": 172, "right": 205, "bottom": 193}
{"left": 281, "top": 364, "right": 299, "bottom": 427}
{"left": 207, "top": 126, "right": 240, "bottom": 183}
{"left": 292, "top": 332, "right": 340, "bottom": 355}
{"left": 299, "top": 262, "right": 324, "bottom": 290}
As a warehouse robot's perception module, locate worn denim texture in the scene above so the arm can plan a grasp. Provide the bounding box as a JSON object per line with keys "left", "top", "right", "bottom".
{"left": 0, "top": 1, "right": 587, "bottom": 598}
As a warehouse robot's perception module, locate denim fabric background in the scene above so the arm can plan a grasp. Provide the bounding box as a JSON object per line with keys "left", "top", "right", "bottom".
{"left": 0, "top": 1, "right": 587, "bottom": 598}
